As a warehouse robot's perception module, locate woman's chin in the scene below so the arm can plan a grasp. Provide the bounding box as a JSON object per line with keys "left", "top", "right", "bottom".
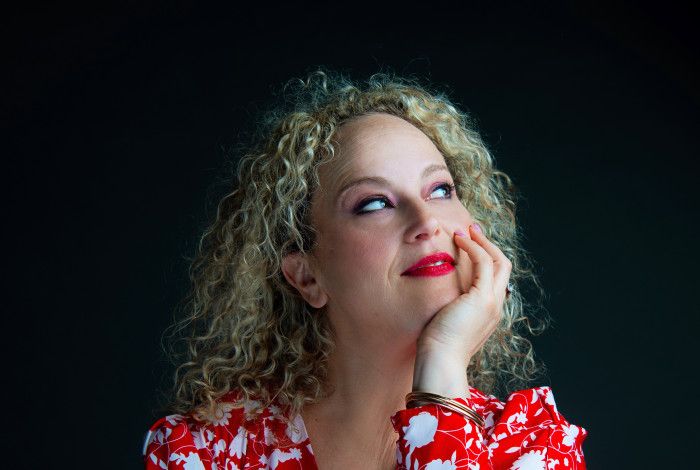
{"left": 403, "top": 290, "right": 461, "bottom": 324}
{"left": 417, "top": 282, "right": 461, "bottom": 306}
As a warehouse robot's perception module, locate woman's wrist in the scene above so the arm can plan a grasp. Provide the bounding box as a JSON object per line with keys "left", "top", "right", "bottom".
{"left": 412, "top": 348, "right": 470, "bottom": 400}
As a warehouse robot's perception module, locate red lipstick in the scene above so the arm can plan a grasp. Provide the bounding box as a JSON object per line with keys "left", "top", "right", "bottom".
{"left": 402, "top": 252, "right": 456, "bottom": 277}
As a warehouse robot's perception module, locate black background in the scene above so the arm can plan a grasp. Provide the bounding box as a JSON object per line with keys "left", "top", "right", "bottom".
{"left": 6, "top": 1, "right": 698, "bottom": 468}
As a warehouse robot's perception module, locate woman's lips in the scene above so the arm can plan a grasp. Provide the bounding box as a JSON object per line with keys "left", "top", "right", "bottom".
{"left": 402, "top": 252, "right": 456, "bottom": 277}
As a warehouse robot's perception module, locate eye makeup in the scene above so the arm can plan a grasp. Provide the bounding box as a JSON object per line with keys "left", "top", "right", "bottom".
{"left": 353, "top": 194, "right": 396, "bottom": 215}
{"left": 352, "top": 181, "right": 455, "bottom": 215}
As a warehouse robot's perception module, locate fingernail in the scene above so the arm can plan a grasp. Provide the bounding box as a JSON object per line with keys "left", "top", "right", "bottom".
{"left": 470, "top": 223, "right": 482, "bottom": 233}
{"left": 455, "top": 230, "right": 467, "bottom": 237}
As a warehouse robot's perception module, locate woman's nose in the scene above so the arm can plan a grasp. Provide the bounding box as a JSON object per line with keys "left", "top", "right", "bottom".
{"left": 404, "top": 204, "right": 441, "bottom": 243}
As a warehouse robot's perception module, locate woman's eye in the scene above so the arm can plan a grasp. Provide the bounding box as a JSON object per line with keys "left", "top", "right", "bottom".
{"left": 430, "top": 183, "right": 455, "bottom": 199}
{"left": 355, "top": 197, "right": 391, "bottom": 214}
{"left": 355, "top": 184, "right": 454, "bottom": 215}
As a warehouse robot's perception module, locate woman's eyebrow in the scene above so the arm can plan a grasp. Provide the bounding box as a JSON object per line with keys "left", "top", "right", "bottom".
{"left": 335, "top": 163, "right": 450, "bottom": 201}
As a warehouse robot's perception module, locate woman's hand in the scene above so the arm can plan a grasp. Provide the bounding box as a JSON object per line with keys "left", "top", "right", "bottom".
{"left": 412, "top": 223, "right": 512, "bottom": 399}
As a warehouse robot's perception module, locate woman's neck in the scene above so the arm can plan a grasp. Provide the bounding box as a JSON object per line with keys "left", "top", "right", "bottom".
{"left": 323, "top": 333, "right": 416, "bottom": 416}
{"left": 300, "top": 333, "right": 417, "bottom": 469}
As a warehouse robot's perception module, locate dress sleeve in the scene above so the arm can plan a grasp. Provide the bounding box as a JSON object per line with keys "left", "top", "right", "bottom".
{"left": 143, "top": 415, "right": 214, "bottom": 469}
{"left": 390, "top": 386, "right": 587, "bottom": 469}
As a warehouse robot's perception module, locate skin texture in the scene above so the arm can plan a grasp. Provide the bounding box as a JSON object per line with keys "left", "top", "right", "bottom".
{"left": 281, "top": 113, "right": 512, "bottom": 469}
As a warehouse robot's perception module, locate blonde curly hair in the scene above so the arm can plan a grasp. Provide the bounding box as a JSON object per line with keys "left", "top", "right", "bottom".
{"left": 164, "top": 69, "right": 548, "bottom": 423}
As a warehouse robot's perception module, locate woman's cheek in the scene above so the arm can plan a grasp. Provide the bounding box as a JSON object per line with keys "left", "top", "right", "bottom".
{"left": 339, "top": 232, "right": 386, "bottom": 270}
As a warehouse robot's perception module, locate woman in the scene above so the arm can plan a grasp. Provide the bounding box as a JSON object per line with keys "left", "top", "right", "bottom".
{"left": 143, "top": 70, "right": 587, "bottom": 469}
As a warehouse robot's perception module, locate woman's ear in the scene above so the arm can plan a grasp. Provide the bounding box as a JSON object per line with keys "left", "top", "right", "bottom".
{"left": 281, "top": 252, "right": 328, "bottom": 309}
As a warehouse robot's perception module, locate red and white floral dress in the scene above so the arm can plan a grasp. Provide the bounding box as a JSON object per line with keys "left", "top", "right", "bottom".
{"left": 143, "top": 386, "right": 587, "bottom": 469}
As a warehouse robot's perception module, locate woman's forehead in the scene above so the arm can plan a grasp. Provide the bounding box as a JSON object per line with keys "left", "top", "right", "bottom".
{"left": 311, "top": 114, "right": 450, "bottom": 211}
{"left": 332, "top": 113, "right": 421, "bottom": 154}
{"left": 322, "top": 113, "right": 443, "bottom": 182}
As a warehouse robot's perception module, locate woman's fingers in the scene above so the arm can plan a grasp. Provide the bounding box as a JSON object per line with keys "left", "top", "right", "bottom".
{"left": 453, "top": 226, "right": 494, "bottom": 295}
{"left": 467, "top": 223, "right": 512, "bottom": 299}
{"left": 454, "top": 223, "right": 512, "bottom": 305}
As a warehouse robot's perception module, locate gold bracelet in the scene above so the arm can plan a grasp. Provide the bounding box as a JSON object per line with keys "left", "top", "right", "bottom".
{"left": 406, "top": 391, "right": 485, "bottom": 429}
{"left": 408, "top": 398, "right": 485, "bottom": 430}
{"left": 406, "top": 395, "right": 483, "bottom": 429}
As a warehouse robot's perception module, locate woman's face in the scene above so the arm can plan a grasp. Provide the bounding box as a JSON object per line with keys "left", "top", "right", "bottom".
{"left": 304, "top": 113, "right": 476, "bottom": 343}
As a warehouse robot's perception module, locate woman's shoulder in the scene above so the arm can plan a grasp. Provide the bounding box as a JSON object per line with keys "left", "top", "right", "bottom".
{"left": 143, "top": 392, "right": 312, "bottom": 469}
{"left": 142, "top": 392, "right": 247, "bottom": 468}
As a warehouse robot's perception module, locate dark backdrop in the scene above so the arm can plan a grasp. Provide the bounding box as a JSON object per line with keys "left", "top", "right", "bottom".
{"left": 6, "top": 2, "right": 698, "bottom": 468}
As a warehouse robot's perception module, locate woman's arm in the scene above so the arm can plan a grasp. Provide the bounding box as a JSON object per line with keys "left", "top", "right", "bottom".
{"left": 391, "top": 386, "right": 587, "bottom": 469}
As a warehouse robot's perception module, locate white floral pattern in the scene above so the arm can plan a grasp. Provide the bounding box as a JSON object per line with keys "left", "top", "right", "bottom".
{"left": 144, "top": 386, "right": 587, "bottom": 469}
{"left": 510, "top": 450, "right": 546, "bottom": 470}
{"left": 561, "top": 425, "right": 580, "bottom": 448}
